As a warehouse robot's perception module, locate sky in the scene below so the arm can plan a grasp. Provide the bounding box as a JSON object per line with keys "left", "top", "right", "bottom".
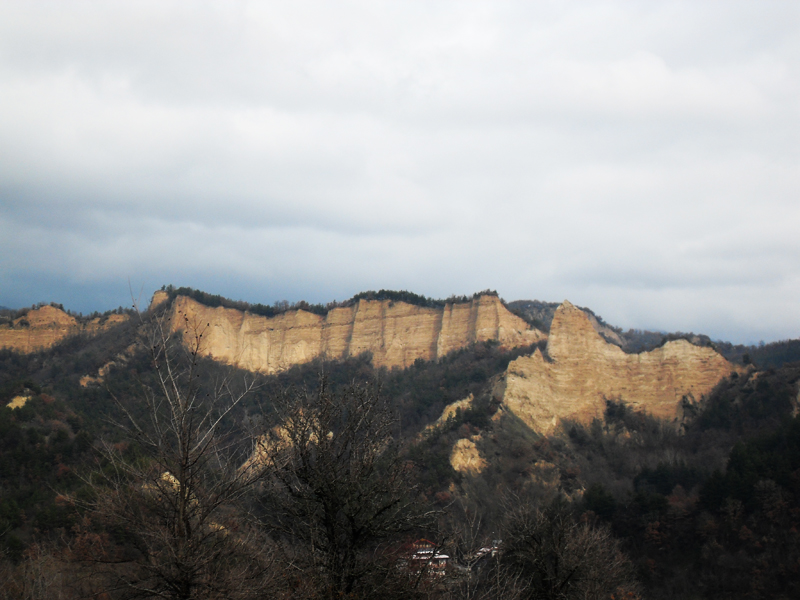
{"left": 1, "top": 1, "right": 798, "bottom": 344}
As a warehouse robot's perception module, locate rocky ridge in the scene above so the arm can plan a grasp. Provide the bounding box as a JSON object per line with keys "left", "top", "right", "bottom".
{"left": 0, "top": 305, "right": 129, "bottom": 353}
{"left": 499, "top": 301, "right": 737, "bottom": 435}
{"left": 168, "top": 294, "right": 545, "bottom": 373}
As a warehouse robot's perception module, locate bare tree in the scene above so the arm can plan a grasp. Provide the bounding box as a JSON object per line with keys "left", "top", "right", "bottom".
{"left": 79, "top": 306, "right": 276, "bottom": 599}
{"left": 256, "top": 377, "right": 436, "bottom": 599}
{"left": 0, "top": 541, "right": 68, "bottom": 600}
{"left": 440, "top": 498, "right": 498, "bottom": 600}
{"left": 492, "top": 499, "right": 640, "bottom": 600}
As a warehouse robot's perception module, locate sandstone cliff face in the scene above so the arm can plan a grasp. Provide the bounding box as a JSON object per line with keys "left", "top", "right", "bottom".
{"left": 171, "top": 294, "right": 544, "bottom": 374}
{"left": 149, "top": 290, "right": 169, "bottom": 310}
{"left": 501, "top": 301, "right": 736, "bottom": 435}
{"left": 0, "top": 306, "right": 131, "bottom": 354}
{"left": 0, "top": 306, "right": 79, "bottom": 353}
{"left": 450, "top": 437, "right": 487, "bottom": 475}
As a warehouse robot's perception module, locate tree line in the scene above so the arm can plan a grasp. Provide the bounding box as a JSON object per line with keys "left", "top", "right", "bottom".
{"left": 162, "top": 285, "right": 502, "bottom": 321}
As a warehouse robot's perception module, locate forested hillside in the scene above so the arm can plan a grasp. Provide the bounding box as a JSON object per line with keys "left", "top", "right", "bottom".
{"left": 0, "top": 291, "right": 798, "bottom": 599}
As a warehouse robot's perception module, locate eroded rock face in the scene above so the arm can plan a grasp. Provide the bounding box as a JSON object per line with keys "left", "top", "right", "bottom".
{"left": 450, "top": 437, "right": 487, "bottom": 475}
{"left": 0, "top": 305, "right": 131, "bottom": 354}
{"left": 502, "top": 301, "right": 737, "bottom": 435}
{"left": 80, "top": 343, "right": 138, "bottom": 388}
{"left": 85, "top": 314, "right": 129, "bottom": 333}
{"left": 0, "top": 306, "right": 79, "bottom": 353}
{"left": 170, "top": 294, "right": 544, "bottom": 373}
{"left": 149, "top": 290, "right": 169, "bottom": 311}
{"left": 424, "top": 395, "right": 474, "bottom": 436}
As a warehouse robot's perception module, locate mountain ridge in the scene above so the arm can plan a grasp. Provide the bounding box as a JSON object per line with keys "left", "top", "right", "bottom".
{"left": 2, "top": 287, "right": 800, "bottom": 600}
{"left": 4, "top": 288, "right": 798, "bottom": 370}
{"left": 166, "top": 292, "right": 545, "bottom": 373}
{"left": 498, "top": 300, "right": 737, "bottom": 434}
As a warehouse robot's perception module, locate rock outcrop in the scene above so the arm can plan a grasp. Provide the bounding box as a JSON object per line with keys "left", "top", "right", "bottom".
{"left": 170, "top": 294, "right": 545, "bottom": 374}
{"left": 0, "top": 306, "right": 130, "bottom": 353}
{"left": 6, "top": 395, "right": 31, "bottom": 409}
{"left": 501, "top": 301, "right": 737, "bottom": 434}
{"left": 79, "top": 343, "right": 138, "bottom": 388}
{"left": 0, "top": 306, "right": 75, "bottom": 352}
{"left": 0, "top": 305, "right": 79, "bottom": 352}
{"left": 149, "top": 290, "right": 169, "bottom": 311}
{"left": 450, "top": 437, "right": 487, "bottom": 475}
{"left": 424, "top": 395, "right": 475, "bottom": 436}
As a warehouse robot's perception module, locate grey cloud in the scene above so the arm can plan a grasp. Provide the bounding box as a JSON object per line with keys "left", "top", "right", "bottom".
{"left": 1, "top": 1, "right": 799, "bottom": 344}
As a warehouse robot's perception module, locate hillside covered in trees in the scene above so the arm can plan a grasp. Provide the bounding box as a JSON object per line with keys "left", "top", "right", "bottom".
{"left": 0, "top": 289, "right": 799, "bottom": 599}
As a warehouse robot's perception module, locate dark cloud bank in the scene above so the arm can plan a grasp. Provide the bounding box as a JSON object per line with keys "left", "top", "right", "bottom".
{"left": 1, "top": 1, "right": 799, "bottom": 344}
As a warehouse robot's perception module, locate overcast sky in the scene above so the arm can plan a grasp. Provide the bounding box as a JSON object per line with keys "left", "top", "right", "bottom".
{"left": 1, "top": 1, "right": 798, "bottom": 344}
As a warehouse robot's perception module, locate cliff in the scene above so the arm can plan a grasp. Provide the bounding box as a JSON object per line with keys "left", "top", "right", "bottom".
{"left": 0, "top": 306, "right": 78, "bottom": 353}
{"left": 170, "top": 294, "right": 545, "bottom": 373}
{"left": 0, "top": 306, "right": 130, "bottom": 353}
{"left": 501, "top": 301, "right": 737, "bottom": 434}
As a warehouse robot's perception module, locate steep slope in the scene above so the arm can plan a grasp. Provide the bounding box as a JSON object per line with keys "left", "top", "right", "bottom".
{"left": 0, "top": 305, "right": 130, "bottom": 353}
{"left": 0, "top": 306, "right": 78, "bottom": 352}
{"left": 169, "top": 294, "right": 545, "bottom": 373}
{"left": 501, "top": 300, "right": 737, "bottom": 434}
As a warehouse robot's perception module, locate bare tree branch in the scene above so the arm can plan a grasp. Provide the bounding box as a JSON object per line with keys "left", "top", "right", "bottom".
{"left": 74, "top": 305, "right": 280, "bottom": 600}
